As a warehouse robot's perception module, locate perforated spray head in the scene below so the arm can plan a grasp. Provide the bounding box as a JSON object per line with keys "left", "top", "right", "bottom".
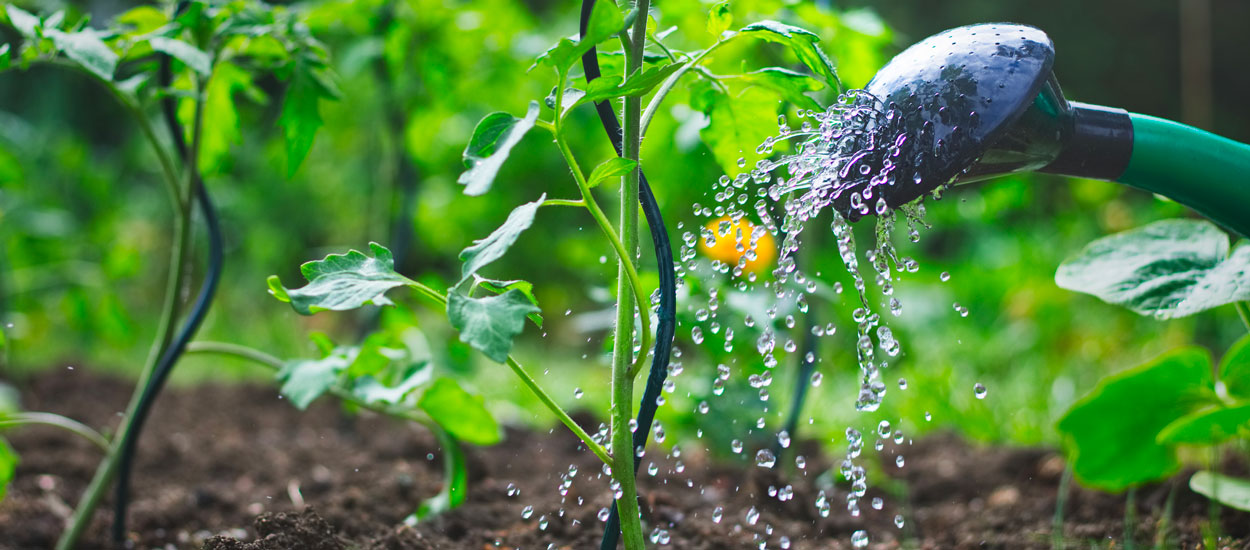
{"left": 832, "top": 23, "right": 1130, "bottom": 220}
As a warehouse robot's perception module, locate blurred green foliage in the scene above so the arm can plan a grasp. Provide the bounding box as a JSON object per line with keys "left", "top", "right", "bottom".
{"left": 0, "top": 0, "right": 1245, "bottom": 471}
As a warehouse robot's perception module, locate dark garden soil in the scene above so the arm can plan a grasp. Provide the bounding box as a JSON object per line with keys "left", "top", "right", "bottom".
{"left": 1, "top": 370, "right": 1247, "bottom": 550}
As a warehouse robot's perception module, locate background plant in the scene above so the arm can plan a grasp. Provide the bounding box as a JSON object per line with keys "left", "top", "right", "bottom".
{"left": 1055, "top": 219, "right": 1250, "bottom": 539}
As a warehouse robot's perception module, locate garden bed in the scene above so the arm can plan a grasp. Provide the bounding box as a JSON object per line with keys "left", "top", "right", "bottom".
{"left": 1, "top": 370, "right": 1246, "bottom": 550}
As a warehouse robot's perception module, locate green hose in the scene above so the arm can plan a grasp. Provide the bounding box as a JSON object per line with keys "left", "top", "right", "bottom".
{"left": 1120, "top": 114, "right": 1250, "bottom": 238}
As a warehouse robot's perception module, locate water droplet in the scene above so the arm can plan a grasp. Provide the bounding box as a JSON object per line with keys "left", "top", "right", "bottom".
{"left": 573, "top": 387, "right": 584, "bottom": 399}
{"left": 851, "top": 530, "right": 869, "bottom": 548}
{"left": 755, "top": 449, "right": 776, "bottom": 468}
{"left": 712, "top": 506, "right": 724, "bottom": 523}
{"left": 522, "top": 505, "right": 534, "bottom": 519}
{"left": 745, "top": 506, "right": 760, "bottom": 525}
{"left": 974, "top": 383, "right": 988, "bottom": 399}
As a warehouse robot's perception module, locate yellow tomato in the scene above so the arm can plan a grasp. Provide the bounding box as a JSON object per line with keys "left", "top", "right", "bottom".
{"left": 698, "top": 216, "right": 777, "bottom": 274}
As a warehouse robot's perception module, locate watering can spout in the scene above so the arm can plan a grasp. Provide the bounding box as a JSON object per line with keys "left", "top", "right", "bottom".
{"left": 860, "top": 23, "right": 1250, "bottom": 238}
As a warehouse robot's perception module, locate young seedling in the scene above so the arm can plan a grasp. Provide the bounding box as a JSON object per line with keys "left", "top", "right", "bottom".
{"left": 0, "top": 2, "right": 336, "bottom": 546}
{"left": 1056, "top": 219, "right": 1250, "bottom": 524}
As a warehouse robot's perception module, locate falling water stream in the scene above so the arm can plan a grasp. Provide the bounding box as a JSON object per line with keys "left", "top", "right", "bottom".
{"left": 679, "top": 89, "right": 957, "bottom": 548}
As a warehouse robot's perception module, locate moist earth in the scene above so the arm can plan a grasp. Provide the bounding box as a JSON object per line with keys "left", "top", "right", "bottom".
{"left": 1, "top": 371, "right": 1246, "bottom": 549}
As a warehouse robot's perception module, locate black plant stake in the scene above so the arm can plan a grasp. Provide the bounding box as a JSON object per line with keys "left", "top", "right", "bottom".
{"left": 111, "top": 4, "right": 225, "bottom": 539}
{"left": 578, "top": 2, "right": 678, "bottom": 547}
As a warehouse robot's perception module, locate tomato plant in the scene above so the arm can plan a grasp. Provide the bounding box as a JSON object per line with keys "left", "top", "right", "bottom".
{"left": 257, "top": 0, "right": 846, "bottom": 546}
{"left": 0, "top": 1, "right": 337, "bottom": 546}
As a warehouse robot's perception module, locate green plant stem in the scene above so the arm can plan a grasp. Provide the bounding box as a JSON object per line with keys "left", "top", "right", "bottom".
{"left": 1053, "top": 463, "right": 1072, "bottom": 550}
{"left": 1124, "top": 486, "right": 1138, "bottom": 550}
{"left": 541, "top": 198, "right": 588, "bottom": 208}
{"left": 185, "top": 330, "right": 618, "bottom": 468}
{"left": 1235, "top": 301, "right": 1250, "bottom": 333}
{"left": 0, "top": 412, "right": 110, "bottom": 451}
{"left": 56, "top": 72, "right": 204, "bottom": 550}
{"left": 548, "top": 103, "right": 652, "bottom": 374}
{"left": 607, "top": 4, "right": 651, "bottom": 549}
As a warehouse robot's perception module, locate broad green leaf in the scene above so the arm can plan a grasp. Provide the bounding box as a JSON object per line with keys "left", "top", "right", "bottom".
{"left": 579, "top": 62, "right": 685, "bottom": 105}
{"left": 419, "top": 377, "right": 501, "bottom": 446}
{"left": 410, "top": 427, "right": 468, "bottom": 522}
{"left": 1157, "top": 403, "right": 1250, "bottom": 445}
{"left": 351, "top": 362, "right": 433, "bottom": 406}
{"left": 693, "top": 83, "right": 779, "bottom": 176}
{"left": 586, "top": 157, "right": 637, "bottom": 189}
{"left": 477, "top": 277, "right": 542, "bottom": 327}
{"left": 148, "top": 37, "right": 212, "bottom": 76}
{"left": 279, "top": 59, "right": 336, "bottom": 176}
{"left": 459, "top": 195, "right": 545, "bottom": 284}
{"left": 195, "top": 62, "right": 258, "bottom": 176}
{"left": 707, "top": 1, "right": 732, "bottom": 37}
{"left": 0, "top": 44, "right": 10, "bottom": 71}
{"left": 738, "top": 21, "right": 840, "bottom": 90}
{"left": 1190, "top": 471, "right": 1250, "bottom": 512}
{"left": 534, "top": 0, "right": 623, "bottom": 74}
{"left": 116, "top": 5, "right": 167, "bottom": 35}
{"left": 0, "top": 438, "right": 15, "bottom": 501}
{"left": 446, "top": 290, "right": 539, "bottom": 363}
{"left": 534, "top": 38, "right": 580, "bottom": 74}
{"left": 277, "top": 353, "right": 349, "bottom": 409}
{"left": 1056, "top": 347, "right": 1215, "bottom": 491}
{"left": 735, "top": 68, "right": 824, "bottom": 112}
{"left": 545, "top": 86, "right": 586, "bottom": 117}
{"left": 458, "top": 102, "right": 539, "bottom": 196}
{"left": 268, "top": 243, "right": 413, "bottom": 315}
{"left": 1219, "top": 333, "right": 1250, "bottom": 400}
{"left": 1055, "top": 219, "right": 1250, "bottom": 319}
{"left": 4, "top": 5, "right": 39, "bottom": 39}
{"left": 46, "top": 29, "right": 118, "bottom": 81}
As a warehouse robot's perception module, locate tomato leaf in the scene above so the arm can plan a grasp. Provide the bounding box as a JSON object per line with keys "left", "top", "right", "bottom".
{"left": 737, "top": 20, "right": 840, "bottom": 90}
{"left": 586, "top": 157, "right": 637, "bottom": 189}
{"left": 458, "top": 195, "right": 545, "bottom": 285}
{"left": 1219, "top": 333, "right": 1250, "bottom": 400}
{"left": 279, "top": 57, "right": 337, "bottom": 176}
{"left": 268, "top": 243, "right": 413, "bottom": 315}
{"left": 1190, "top": 471, "right": 1250, "bottom": 512}
{"left": 692, "top": 82, "right": 779, "bottom": 177}
{"left": 458, "top": 102, "right": 539, "bottom": 196}
{"left": 1056, "top": 219, "right": 1250, "bottom": 319}
{"left": 4, "top": 5, "right": 40, "bottom": 39}
{"left": 276, "top": 353, "right": 350, "bottom": 410}
{"left": 534, "top": 0, "right": 623, "bottom": 74}
{"left": 148, "top": 37, "right": 211, "bottom": 76}
{"left": 46, "top": 29, "right": 117, "bottom": 81}
{"left": 419, "top": 377, "right": 501, "bottom": 446}
{"left": 350, "top": 362, "right": 433, "bottom": 407}
{"left": 1157, "top": 403, "right": 1250, "bottom": 445}
{"left": 476, "top": 277, "right": 542, "bottom": 327}
{"left": 707, "top": 1, "right": 732, "bottom": 37}
{"left": 446, "top": 290, "right": 539, "bottom": 363}
{"left": 1056, "top": 347, "right": 1215, "bottom": 491}
{"left": 734, "top": 67, "right": 824, "bottom": 112}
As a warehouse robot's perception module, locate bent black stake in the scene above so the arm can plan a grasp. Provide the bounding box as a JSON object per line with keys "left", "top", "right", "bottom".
{"left": 112, "top": 6, "right": 225, "bottom": 540}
